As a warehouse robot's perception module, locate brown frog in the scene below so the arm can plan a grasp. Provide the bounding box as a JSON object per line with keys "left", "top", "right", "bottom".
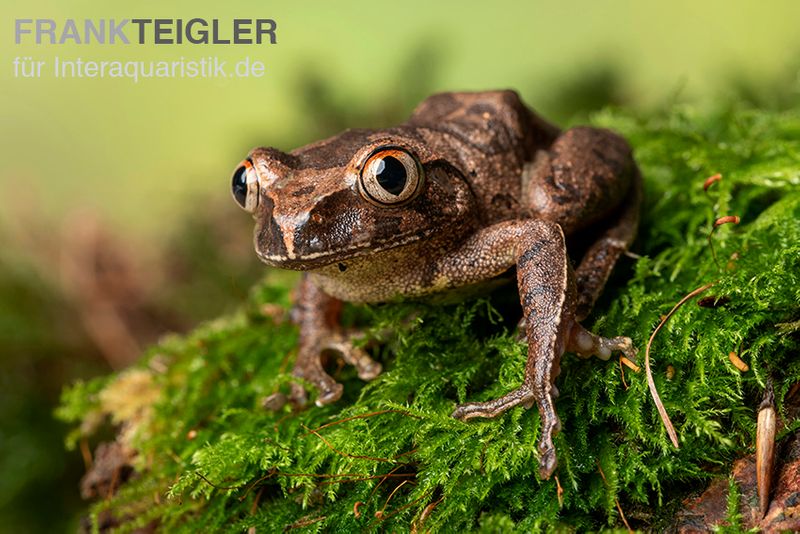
{"left": 231, "top": 90, "right": 640, "bottom": 479}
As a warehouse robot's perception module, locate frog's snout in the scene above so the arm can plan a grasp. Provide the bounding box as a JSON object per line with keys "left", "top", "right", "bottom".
{"left": 252, "top": 188, "right": 329, "bottom": 268}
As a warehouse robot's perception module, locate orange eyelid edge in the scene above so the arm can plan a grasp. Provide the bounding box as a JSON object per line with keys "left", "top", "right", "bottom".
{"left": 363, "top": 147, "right": 416, "bottom": 167}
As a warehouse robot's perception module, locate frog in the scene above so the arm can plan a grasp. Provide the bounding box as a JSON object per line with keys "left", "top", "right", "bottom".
{"left": 231, "top": 90, "right": 641, "bottom": 480}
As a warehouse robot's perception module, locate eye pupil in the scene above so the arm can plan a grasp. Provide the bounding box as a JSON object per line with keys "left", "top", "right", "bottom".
{"left": 375, "top": 156, "right": 407, "bottom": 195}
{"left": 359, "top": 147, "right": 423, "bottom": 206}
{"left": 232, "top": 165, "right": 248, "bottom": 208}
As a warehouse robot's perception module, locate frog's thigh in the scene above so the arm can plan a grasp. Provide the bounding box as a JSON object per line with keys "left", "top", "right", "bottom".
{"left": 446, "top": 219, "right": 572, "bottom": 479}
{"left": 523, "top": 127, "right": 633, "bottom": 235}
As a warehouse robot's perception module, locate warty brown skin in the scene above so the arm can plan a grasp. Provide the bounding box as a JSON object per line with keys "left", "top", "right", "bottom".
{"left": 233, "top": 90, "right": 641, "bottom": 480}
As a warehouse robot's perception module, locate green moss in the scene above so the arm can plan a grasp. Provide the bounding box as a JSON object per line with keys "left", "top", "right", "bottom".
{"left": 723, "top": 475, "right": 743, "bottom": 533}
{"left": 59, "top": 106, "right": 800, "bottom": 532}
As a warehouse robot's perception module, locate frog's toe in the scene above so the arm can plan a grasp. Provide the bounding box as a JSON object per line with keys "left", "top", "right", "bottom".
{"left": 354, "top": 357, "right": 382, "bottom": 381}
{"left": 289, "top": 383, "right": 309, "bottom": 408}
{"left": 614, "top": 336, "right": 638, "bottom": 360}
{"left": 262, "top": 391, "right": 289, "bottom": 411}
{"left": 538, "top": 442, "right": 558, "bottom": 480}
{"left": 289, "top": 379, "right": 343, "bottom": 408}
{"left": 452, "top": 385, "right": 536, "bottom": 420}
{"left": 343, "top": 346, "right": 382, "bottom": 381}
{"left": 290, "top": 359, "right": 343, "bottom": 408}
{"left": 323, "top": 339, "right": 382, "bottom": 381}
{"left": 314, "top": 382, "right": 344, "bottom": 407}
{"left": 568, "top": 323, "right": 637, "bottom": 361}
{"left": 451, "top": 402, "right": 482, "bottom": 420}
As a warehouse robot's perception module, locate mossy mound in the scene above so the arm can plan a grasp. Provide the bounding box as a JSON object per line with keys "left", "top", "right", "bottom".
{"left": 59, "top": 106, "right": 800, "bottom": 532}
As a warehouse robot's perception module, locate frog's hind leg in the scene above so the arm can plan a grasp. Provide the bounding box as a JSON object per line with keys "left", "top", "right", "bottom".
{"left": 522, "top": 126, "right": 640, "bottom": 320}
{"left": 574, "top": 169, "right": 642, "bottom": 321}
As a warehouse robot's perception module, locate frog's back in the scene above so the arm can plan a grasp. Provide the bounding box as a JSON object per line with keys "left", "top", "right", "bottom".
{"left": 405, "top": 90, "right": 560, "bottom": 223}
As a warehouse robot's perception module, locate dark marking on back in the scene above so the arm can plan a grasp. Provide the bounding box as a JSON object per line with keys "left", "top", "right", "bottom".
{"left": 467, "top": 103, "right": 496, "bottom": 117}
{"left": 591, "top": 146, "right": 618, "bottom": 169}
{"left": 491, "top": 193, "right": 517, "bottom": 212}
{"left": 591, "top": 173, "right": 611, "bottom": 197}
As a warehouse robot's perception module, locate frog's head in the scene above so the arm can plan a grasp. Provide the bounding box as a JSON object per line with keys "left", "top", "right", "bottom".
{"left": 231, "top": 129, "right": 478, "bottom": 270}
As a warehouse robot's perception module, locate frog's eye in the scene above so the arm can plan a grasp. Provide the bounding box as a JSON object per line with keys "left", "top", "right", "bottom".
{"left": 231, "top": 158, "right": 259, "bottom": 212}
{"left": 359, "top": 148, "right": 423, "bottom": 206}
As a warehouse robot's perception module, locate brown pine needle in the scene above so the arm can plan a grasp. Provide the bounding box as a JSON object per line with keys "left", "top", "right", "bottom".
{"left": 195, "top": 470, "right": 242, "bottom": 491}
{"left": 596, "top": 460, "right": 632, "bottom": 533}
{"left": 377, "top": 480, "right": 411, "bottom": 518}
{"left": 303, "top": 409, "right": 420, "bottom": 436}
{"left": 368, "top": 465, "right": 408, "bottom": 499}
{"left": 238, "top": 469, "right": 282, "bottom": 502}
{"left": 554, "top": 475, "right": 564, "bottom": 508}
{"left": 371, "top": 491, "right": 430, "bottom": 527}
{"left": 619, "top": 357, "right": 629, "bottom": 389}
{"left": 79, "top": 437, "right": 93, "bottom": 471}
{"left": 106, "top": 466, "right": 121, "bottom": 501}
{"left": 249, "top": 487, "right": 263, "bottom": 515}
{"left": 284, "top": 515, "right": 326, "bottom": 530}
{"left": 645, "top": 282, "right": 715, "bottom": 448}
{"left": 301, "top": 423, "right": 397, "bottom": 463}
{"left": 412, "top": 498, "right": 442, "bottom": 533}
{"left": 318, "top": 473, "right": 414, "bottom": 487}
{"left": 620, "top": 356, "right": 641, "bottom": 373}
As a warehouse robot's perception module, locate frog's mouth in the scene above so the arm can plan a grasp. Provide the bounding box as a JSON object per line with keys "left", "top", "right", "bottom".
{"left": 253, "top": 225, "right": 435, "bottom": 271}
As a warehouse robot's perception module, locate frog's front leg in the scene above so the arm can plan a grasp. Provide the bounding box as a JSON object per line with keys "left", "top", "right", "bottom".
{"left": 445, "top": 220, "right": 632, "bottom": 479}
{"left": 289, "top": 274, "right": 382, "bottom": 407}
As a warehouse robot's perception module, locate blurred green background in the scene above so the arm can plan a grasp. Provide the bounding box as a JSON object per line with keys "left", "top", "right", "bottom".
{"left": 1, "top": 0, "right": 799, "bottom": 531}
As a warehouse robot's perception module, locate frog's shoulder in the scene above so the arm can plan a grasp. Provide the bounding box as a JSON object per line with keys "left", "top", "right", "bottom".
{"left": 406, "top": 90, "right": 559, "bottom": 153}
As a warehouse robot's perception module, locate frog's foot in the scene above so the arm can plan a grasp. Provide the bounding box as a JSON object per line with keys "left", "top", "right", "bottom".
{"left": 567, "top": 323, "right": 637, "bottom": 361}
{"left": 452, "top": 384, "right": 561, "bottom": 479}
{"left": 286, "top": 275, "right": 383, "bottom": 408}
{"left": 289, "top": 334, "right": 382, "bottom": 408}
